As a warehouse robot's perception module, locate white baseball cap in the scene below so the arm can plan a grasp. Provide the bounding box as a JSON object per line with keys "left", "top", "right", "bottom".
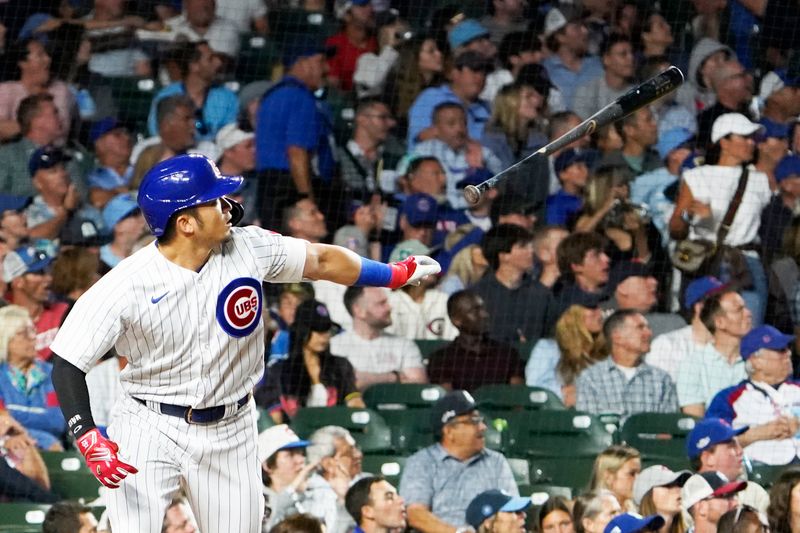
{"left": 711, "top": 113, "right": 764, "bottom": 144}
{"left": 258, "top": 424, "right": 309, "bottom": 464}
{"left": 215, "top": 123, "right": 255, "bottom": 153}
{"left": 632, "top": 465, "right": 692, "bottom": 505}
{"left": 544, "top": 8, "right": 567, "bottom": 36}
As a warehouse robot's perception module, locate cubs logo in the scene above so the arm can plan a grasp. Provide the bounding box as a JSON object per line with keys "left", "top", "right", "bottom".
{"left": 216, "top": 278, "right": 263, "bottom": 338}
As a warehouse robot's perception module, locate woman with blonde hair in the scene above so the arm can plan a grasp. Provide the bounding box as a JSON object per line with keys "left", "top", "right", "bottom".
{"left": 589, "top": 445, "right": 642, "bottom": 512}
{"left": 526, "top": 303, "right": 606, "bottom": 407}
{"left": 438, "top": 244, "right": 489, "bottom": 295}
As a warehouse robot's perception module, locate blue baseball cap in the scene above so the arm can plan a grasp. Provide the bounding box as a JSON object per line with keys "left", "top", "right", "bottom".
{"left": 282, "top": 36, "right": 334, "bottom": 67}
{"left": 776, "top": 154, "right": 800, "bottom": 183}
{"left": 656, "top": 128, "right": 694, "bottom": 160}
{"left": 449, "top": 19, "right": 490, "bottom": 49}
{"left": 2, "top": 246, "right": 54, "bottom": 282}
{"left": 28, "top": 145, "right": 71, "bottom": 176}
{"left": 456, "top": 168, "right": 493, "bottom": 189}
{"left": 402, "top": 193, "right": 438, "bottom": 226}
{"left": 683, "top": 276, "right": 727, "bottom": 309}
{"left": 740, "top": 325, "right": 795, "bottom": 359}
{"left": 0, "top": 194, "right": 31, "bottom": 214}
{"left": 758, "top": 117, "right": 789, "bottom": 140}
{"left": 466, "top": 490, "right": 532, "bottom": 530}
{"left": 686, "top": 418, "right": 748, "bottom": 459}
{"left": 102, "top": 193, "right": 140, "bottom": 229}
{"left": 554, "top": 148, "right": 589, "bottom": 174}
{"left": 89, "top": 117, "right": 125, "bottom": 145}
{"left": 604, "top": 513, "right": 665, "bottom": 533}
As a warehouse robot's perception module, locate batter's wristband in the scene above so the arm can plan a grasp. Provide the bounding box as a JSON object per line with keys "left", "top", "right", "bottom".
{"left": 355, "top": 257, "right": 398, "bottom": 287}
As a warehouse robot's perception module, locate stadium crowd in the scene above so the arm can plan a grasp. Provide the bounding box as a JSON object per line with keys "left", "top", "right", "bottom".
{"left": 1, "top": 0, "right": 800, "bottom": 531}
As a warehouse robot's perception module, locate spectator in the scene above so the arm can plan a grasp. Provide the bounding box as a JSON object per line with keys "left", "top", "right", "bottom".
{"left": 81, "top": 0, "right": 151, "bottom": 78}
{"left": 214, "top": 0, "right": 267, "bottom": 36}
{"left": 686, "top": 418, "right": 770, "bottom": 514}
{"left": 599, "top": 108, "right": 662, "bottom": 178}
{"left": 481, "top": 31, "right": 544, "bottom": 104}
{"left": 541, "top": 8, "right": 603, "bottom": 111}
{"left": 761, "top": 154, "right": 800, "bottom": 264}
{"left": 641, "top": 56, "right": 697, "bottom": 138}
{"left": 0, "top": 207, "right": 30, "bottom": 251}
{"left": 545, "top": 112, "right": 593, "bottom": 195}
{"left": 438, "top": 244, "right": 489, "bottom": 296}
{"left": 132, "top": 95, "right": 198, "bottom": 186}
{"left": 676, "top": 289, "right": 751, "bottom": 416}
{"left": 333, "top": 201, "right": 381, "bottom": 260}
{"left": 396, "top": 156, "right": 446, "bottom": 200}
{"left": 706, "top": 325, "right": 800, "bottom": 465}
{"left": 536, "top": 495, "right": 574, "bottom": 533}
{"left": 345, "top": 475, "right": 407, "bottom": 533}
{"left": 491, "top": 196, "right": 538, "bottom": 232}
{"left": 766, "top": 467, "right": 800, "bottom": 533}
{"left": 576, "top": 310, "right": 678, "bottom": 419}
{"left": 0, "top": 39, "right": 75, "bottom": 144}
{"left": 99, "top": 193, "right": 146, "bottom": 271}
{"left": 407, "top": 51, "right": 493, "bottom": 149}
{"left": 758, "top": 68, "right": 800, "bottom": 126}
{"left": 546, "top": 148, "right": 590, "bottom": 226}
{"left": 427, "top": 290, "right": 524, "bottom": 391}
{"left": 573, "top": 33, "right": 634, "bottom": 122}
{"left": 604, "top": 262, "right": 685, "bottom": 337}
{"left": 162, "top": 496, "right": 199, "bottom": 533}
{"left": 755, "top": 119, "right": 791, "bottom": 191}
{"left": 0, "top": 304, "right": 66, "bottom": 449}
{"left": 42, "top": 501, "right": 99, "bottom": 533}
{"left": 633, "top": 465, "right": 691, "bottom": 533}
{"left": 86, "top": 118, "right": 134, "bottom": 211}
{"left": 589, "top": 444, "right": 641, "bottom": 512}
{"left": 259, "top": 300, "right": 365, "bottom": 422}
{"left": 533, "top": 226, "right": 568, "bottom": 289}
{"left": 465, "top": 489, "right": 532, "bottom": 533}
{"left": 696, "top": 62, "right": 754, "bottom": 149}
{"left": 670, "top": 114, "right": 771, "bottom": 326}
{"left": 266, "top": 283, "right": 315, "bottom": 367}
{"left": 647, "top": 276, "right": 723, "bottom": 381}
{"left": 0, "top": 94, "right": 67, "bottom": 198}
{"left": 3, "top": 247, "right": 68, "bottom": 361}
{"left": 25, "top": 145, "right": 80, "bottom": 241}
{"left": 475, "top": 224, "right": 554, "bottom": 343}
{"left": 681, "top": 472, "right": 745, "bottom": 533}
{"left": 330, "top": 286, "right": 427, "bottom": 390}
{"left": 146, "top": 41, "right": 238, "bottom": 141}
{"left": 674, "top": 38, "right": 732, "bottom": 115}
{"left": 554, "top": 232, "right": 610, "bottom": 315}
{"left": 381, "top": 37, "right": 444, "bottom": 137}
{"left": 283, "top": 197, "right": 328, "bottom": 244}
{"left": 716, "top": 505, "right": 768, "bottom": 533}
{"left": 0, "top": 411, "right": 55, "bottom": 502}
{"left": 270, "top": 514, "right": 324, "bottom": 533}
{"left": 165, "top": 0, "right": 240, "bottom": 59}
{"left": 447, "top": 19, "right": 496, "bottom": 61}
{"left": 480, "top": 0, "right": 529, "bottom": 45}
{"left": 526, "top": 303, "right": 606, "bottom": 407}
{"left": 255, "top": 39, "right": 332, "bottom": 228}
{"left": 630, "top": 127, "right": 695, "bottom": 245}
{"left": 573, "top": 490, "right": 622, "bottom": 533}
{"left": 216, "top": 123, "right": 257, "bottom": 224}
{"left": 399, "top": 390, "right": 518, "bottom": 533}
{"left": 352, "top": 11, "right": 410, "bottom": 98}
{"left": 50, "top": 248, "right": 101, "bottom": 303}
{"left": 326, "top": 0, "right": 377, "bottom": 91}
{"left": 639, "top": 12, "right": 674, "bottom": 62}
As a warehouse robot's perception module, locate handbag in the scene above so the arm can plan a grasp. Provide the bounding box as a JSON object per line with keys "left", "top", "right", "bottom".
{"left": 671, "top": 166, "right": 750, "bottom": 275}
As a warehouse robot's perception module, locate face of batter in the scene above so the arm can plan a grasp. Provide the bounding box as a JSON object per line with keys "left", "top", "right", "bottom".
{"left": 189, "top": 197, "right": 233, "bottom": 245}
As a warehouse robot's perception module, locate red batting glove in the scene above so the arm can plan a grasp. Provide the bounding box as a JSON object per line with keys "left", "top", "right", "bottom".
{"left": 387, "top": 256, "right": 441, "bottom": 289}
{"left": 76, "top": 428, "right": 138, "bottom": 488}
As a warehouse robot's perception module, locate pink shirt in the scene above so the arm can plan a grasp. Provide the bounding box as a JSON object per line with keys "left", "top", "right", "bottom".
{"left": 0, "top": 81, "right": 75, "bottom": 143}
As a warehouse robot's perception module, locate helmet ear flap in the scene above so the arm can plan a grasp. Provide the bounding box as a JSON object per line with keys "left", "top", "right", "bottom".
{"left": 224, "top": 197, "right": 245, "bottom": 227}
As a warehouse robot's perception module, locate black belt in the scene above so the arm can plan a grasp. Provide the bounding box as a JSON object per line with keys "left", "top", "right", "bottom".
{"left": 134, "top": 394, "right": 250, "bottom": 424}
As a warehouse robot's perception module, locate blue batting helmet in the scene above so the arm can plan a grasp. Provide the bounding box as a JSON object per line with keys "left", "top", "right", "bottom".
{"left": 138, "top": 154, "right": 243, "bottom": 236}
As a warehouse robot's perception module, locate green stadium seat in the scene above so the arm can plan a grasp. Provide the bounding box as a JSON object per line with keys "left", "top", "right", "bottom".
{"left": 290, "top": 407, "right": 393, "bottom": 453}
{"left": 362, "top": 383, "right": 446, "bottom": 410}
{"left": 40, "top": 451, "right": 102, "bottom": 501}
{"left": 503, "top": 410, "right": 614, "bottom": 458}
{"left": 748, "top": 464, "right": 786, "bottom": 488}
{"left": 529, "top": 457, "right": 596, "bottom": 493}
{"left": 507, "top": 457, "right": 531, "bottom": 485}
{"left": 473, "top": 385, "right": 566, "bottom": 416}
{"left": 257, "top": 408, "right": 276, "bottom": 433}
{"left": 268, "top": 9, "right": 337, "bottom": 40}
{"left": 235, "top": 35, "right": 283, "bottom": 84}
{"left": 0, "top": 503, "right": 50, "bottom": 528}
{"left": 415, "top": 340, "right": 448, "bottom": 361}
{"left": 518, "top": 484, "right": 573, "bottom": 501}
{"left": 361, "top": 454, "right": 407, "bottom": 486}
{"left": 619, "top": 413, "right": 698, "bottom": 471}
{"left": 105, "top": 77, "right": 158, "bottom": 136}
{"left": 378, "top": 408, "right": 435, "bottom": 454}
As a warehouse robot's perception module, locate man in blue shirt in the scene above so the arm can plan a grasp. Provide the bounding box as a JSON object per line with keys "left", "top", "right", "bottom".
{"left": 146, "top": 41, "right": 238, "bottom": 141}
{"left": 545, "top": 148, "right": 589, "bottom": 226}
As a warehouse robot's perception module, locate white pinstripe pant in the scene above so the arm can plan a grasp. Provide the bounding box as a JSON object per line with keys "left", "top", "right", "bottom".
{"left": 106, "top": 395, "right": 264, "bottom": 532}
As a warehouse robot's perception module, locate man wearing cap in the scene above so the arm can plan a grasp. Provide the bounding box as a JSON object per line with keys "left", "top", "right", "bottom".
{"left": 164, "top": 0, "right": 240, "bottom": 59}
{"left": 603, "top": 513, "right": 664, "bottom": 533}
{"left": 86, "top": 118, "right": 134, "bottom": 211}
{"left": 681, "top": 472, "right": 745, "bottom": 533}
{"left": 685, "top": 419, "right": 769, "bottom": 515}
{"left": 412, "top": 102, "right": 503, "bottom": 210}
{"left": 706, "top": 325, "right": 800, "bottom": 465}
{"left": 255, "top": 37, "right": 333, "bottom": 229}
{"left": 631, "top": 127, "right": 694, "bottom": 245}
{"left": 395, "top": 193, "right": 440, "bottom": 250}
{"left": 760, "top": 154, "right": 800, "bottom": 263}
{"left": 465, "top": 490, "right": 531, "bottom": 533}
{"left": 326, "top": 0, "right": 377, "bottom": 92}
{"left": 572, "top": 33, "right": 634, "bottom": 123}
{"left": 647, "top": 276, "right": 723, "bottom": 381}
{"left": 541, "top": 8, "right": 603, "bottom": 111}
{"left": 696, "top": 61, "right": 754, "bottom": 149}
{"left": 399, "top": 390, "right": 518, "bottom": 533}
{"left": 545, "top": 148, "right": 589, "bottom": 226}
{"left": 331, "top": 286, "right": 427, "bottom": 390}
{"left": 25, "top": 145, "right": 80, "bottom": 241}
{"left": 99, "top": 193, "right": 147, "bottom": 271}
{"left": 216, "top": 123, "right": 257, "bottom": 225}
{"left": 448, "top": 19, "right": 497, "bottom": 61}
{"left": 146, "top": 40, "right": 238, "bottom": 141}
{"left": 576, "top": 309, "right": 677, "bottom": 418}
{"left": 2, "top": 247, "right": 68, "bottom": 360}
{"left": 345, "top": 475, "right": 407, "bottom": 533}
{"left": 407, "top": 52, "right": 493, "bottom": 150}
{"left": 758, "top": 64, "right": 800, "bottom": 126}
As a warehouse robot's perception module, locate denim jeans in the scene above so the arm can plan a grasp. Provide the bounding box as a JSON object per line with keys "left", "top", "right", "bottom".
{"left": 739, "top": 253, "right": 768, "bottom": 326}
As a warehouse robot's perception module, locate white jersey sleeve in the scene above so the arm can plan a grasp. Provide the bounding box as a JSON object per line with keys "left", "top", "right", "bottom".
{"left": 235, "top": 226, "right": 307, "bottom": 283}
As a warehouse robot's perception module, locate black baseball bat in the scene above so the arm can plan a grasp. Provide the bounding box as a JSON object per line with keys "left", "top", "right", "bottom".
{"left": 463, "top": 65, "right": 685, "bottom": 204}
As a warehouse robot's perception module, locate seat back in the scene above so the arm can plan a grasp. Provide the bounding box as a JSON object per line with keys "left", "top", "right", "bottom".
{"left": 620, "top": 413, "right": 697, "bottom": 470}
{"left": 290, "top": 407, "right": 393, "bottom": 453}
{"left": 473, "top": 385, "right": 566, "bottom": 416}
{"left": 363, "top": 384, "right": 446, "bottom": 410}
{"left": 40, "top": 451, "right": 102, "bottom": 501}
{"left": 0, "top": 503, "right": 50, "bottom": 527}
{"left": 503, "top": 410, "right": 614, "bottom": 458}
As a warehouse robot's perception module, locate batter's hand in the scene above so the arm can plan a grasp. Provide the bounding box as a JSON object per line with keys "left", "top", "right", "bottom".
{"left": 388, "top": 256, "right": 441, "bottom": 289}
{"left": 76, "top": 429, "right": 138, "bottom": 488}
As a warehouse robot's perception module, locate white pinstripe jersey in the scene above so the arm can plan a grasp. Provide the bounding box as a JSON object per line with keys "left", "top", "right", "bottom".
{"left": 50, "top": 226, "right": 307, "bottom": 407}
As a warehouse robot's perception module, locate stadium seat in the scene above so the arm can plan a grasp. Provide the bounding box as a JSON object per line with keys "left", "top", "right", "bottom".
{"left": 378, "top": 408, "right": 435, "bottom": 454}
{"left": 415, "top": 340, "right": 447, "bottom": 361}
{"left": 40, "top": 451, "right": 102, "bottom": 501}
{"left": 503, "top": 410, "right": 614, "bottom": 458}
{"left": 619, "top": 413, "right": 698, "bottom": 471}
{"left": 268, "top": 9, "right": 337, "bottom": 41}
{"left": 105, "top": 77, "right": 158, "bottom": 136}
{"left": 517, "top": 484, "right": 573, "bottom": 501}
{"left": 529, "top": 457, "right": 596, "bottom": 493}
{"left": 257, "top": 408, "right": 276, "bottom": 433}
{"left": 506, "top": 457, "right": 531, "bottom": 485}
{"left": 235, "top": 34, "right": 283, "bottom": 84}
{"left": 473, "top": 385, "right": 566, "bottom": 416}
{"left": 748, "top": 464, "right": 785, "bottom": 488}
{"left": 362, "top": 383, "right": 446, "bottom": 410}
{"left": 0, "top": 503, "right": 50, "bottom": 528}
{"left": 360, "top": 454, "right": 407, "bottom": 486}
{"left": 290, "top": 407, "right": 393, "bottom": 453}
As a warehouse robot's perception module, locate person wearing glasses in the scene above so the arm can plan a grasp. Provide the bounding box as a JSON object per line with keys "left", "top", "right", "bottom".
{"left": 705, "top": 325, "right": 800, "bottom": 466}
{"left": 399, "top": 390, "right": 517, "bottom": 533}
{"left": 681, "top": 472, "right": 746, "bottom": 533}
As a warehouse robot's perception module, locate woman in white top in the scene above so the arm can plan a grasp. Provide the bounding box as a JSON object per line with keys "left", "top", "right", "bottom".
{"left": 669, "top": 113, "right": 771, "bottom": 325}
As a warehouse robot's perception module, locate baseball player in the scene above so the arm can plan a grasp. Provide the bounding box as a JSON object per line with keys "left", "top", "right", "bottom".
{"left": 49, "top": 153, "right": 440, "bottom": 533}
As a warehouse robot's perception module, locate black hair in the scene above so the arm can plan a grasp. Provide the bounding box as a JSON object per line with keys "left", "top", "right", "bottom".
{"left": 157, "top": 205, "right": 200, "bottom": 245}
{"left": 481, "top": 223, "right": 534, "bottom": 271}
{"left": 17, "top": 93, "right": 55, "bottom": 136}
{"left": 343, "top": 286, "right": 365, "bottom": 317}
{"left": 600, "top": 32, "right": 632, "bottom": 57}
{"left": 43, "top": 501, "right": 92, "bottom": 533}
{"left": 345, "top": 475, "right": 386, "bottom": 524}
{"left": 432, "top": 101, "right": 466, "bottom": 123}
{"left": 699, "top": 290, "right": 735, "bottom": 334}
{"left": 498, "top": 30, "right": 541, "bottom": 70}
{"left": 446, "top": 290, "right": 476, "bottom": 320}
{"left": 172, "top": 40, "right": 209, "bottom": 78}
{"left": 156, "top": 93, "right": 195, "bottom": 128}
{"left": 406, "top": 156, "right": 442, "bottom": 177}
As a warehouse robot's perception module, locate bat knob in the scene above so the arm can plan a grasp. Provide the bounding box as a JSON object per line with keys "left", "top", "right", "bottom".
{"left": 463, "top": 185, "right": 482, "bottom": 205}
